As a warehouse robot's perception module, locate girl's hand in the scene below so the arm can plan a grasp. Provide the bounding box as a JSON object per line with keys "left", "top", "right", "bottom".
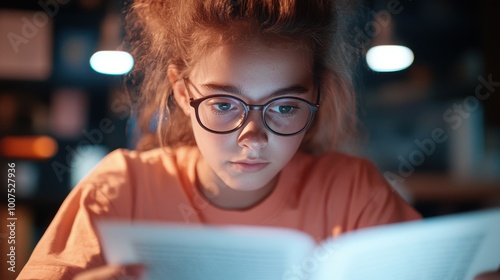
{"left": 74, "top": 264, "right": 145, "bottom": 280}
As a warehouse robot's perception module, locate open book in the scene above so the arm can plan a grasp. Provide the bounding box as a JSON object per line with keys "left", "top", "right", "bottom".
{"left": 97, "top": 208, "right": 500, "bottom": 280}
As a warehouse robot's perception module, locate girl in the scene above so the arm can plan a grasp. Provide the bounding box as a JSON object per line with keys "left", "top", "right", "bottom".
{"left": 18, "top": 0, "right": 424, "bottom": 279}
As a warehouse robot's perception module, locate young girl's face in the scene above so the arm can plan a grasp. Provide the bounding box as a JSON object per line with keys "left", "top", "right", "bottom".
{"left": 178, "top": 40, "right": 315, "bottom": 192}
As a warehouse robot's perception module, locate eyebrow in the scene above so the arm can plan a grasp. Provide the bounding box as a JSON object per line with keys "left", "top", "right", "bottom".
{"left": 200, "top": 83, "right": 310, "bottom": 98}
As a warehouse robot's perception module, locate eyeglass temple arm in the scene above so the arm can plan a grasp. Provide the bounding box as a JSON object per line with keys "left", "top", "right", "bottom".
{"left": 315, "top": 85, "right": 321, "bottom": 105}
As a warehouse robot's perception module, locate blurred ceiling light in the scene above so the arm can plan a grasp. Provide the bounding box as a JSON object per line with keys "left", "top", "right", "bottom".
{"left": 366, "top": 45, "right": 414, "bottom": 72}
{"left": 0, "top": 136, "right": 58, "bottom": 160}
{"left": 89, "top": 50, "right": 134, "bottom": 75}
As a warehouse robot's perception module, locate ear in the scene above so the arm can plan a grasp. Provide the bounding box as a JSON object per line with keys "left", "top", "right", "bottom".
{"left": 167, "top": 65, "right": 190, "bottom": 116}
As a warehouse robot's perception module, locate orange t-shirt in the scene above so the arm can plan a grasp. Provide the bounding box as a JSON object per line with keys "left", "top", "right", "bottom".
{"left": 18, "top": 147, "right": 421, "bottom": 279}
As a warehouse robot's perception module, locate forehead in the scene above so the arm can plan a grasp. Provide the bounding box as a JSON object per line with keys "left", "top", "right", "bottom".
{"left": 189, "top": 40, "right": 314, "bottom": 95}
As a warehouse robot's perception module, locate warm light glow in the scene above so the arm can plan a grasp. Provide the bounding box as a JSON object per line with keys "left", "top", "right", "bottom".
{"left": 90, "top": 51, "right": 134, "bottom": 75}
{"left": 0, "top": 136, "right": 58, "bottom": 159}
{"left": 366, "top": 45, "right": 414, "bottom": 72}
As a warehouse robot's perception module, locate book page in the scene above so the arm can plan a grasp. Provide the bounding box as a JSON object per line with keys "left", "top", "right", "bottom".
{"left": 312, "top": 208, "right": 500, "bottom": 280}
{"left": 98, "top": 222, "right": 316, "bottom": 280}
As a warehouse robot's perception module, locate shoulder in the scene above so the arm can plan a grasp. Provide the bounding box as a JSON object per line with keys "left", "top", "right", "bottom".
{"left": 292, "top": 151, "right": 421, "bottom": 229}
{"left": 289, "top": 150, "right": 405, "bottom": 210}
{"left": 286, "top": 151, "right": 386, "bottom": 209}
{"left": 77, "top": 148, "right": 167, "bottom": 186}
{"left": 73, "top": 147, "right": 191, "bottom": 215}
{"left": 79, "top": 147, "right": 192, "bottom": 184}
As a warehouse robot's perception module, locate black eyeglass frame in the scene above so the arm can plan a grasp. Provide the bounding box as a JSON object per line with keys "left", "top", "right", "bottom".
{"left": 184, "top": 78, "right": 320, "bottom": 136}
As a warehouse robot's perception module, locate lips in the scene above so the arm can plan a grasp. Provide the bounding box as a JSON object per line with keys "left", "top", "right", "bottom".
{"left": 230, "top": 160, "right": 270, "bottom": 173}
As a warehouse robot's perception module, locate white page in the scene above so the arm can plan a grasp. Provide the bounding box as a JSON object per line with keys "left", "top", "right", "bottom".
{"left": 98, "top": 222, "right": 316, "bottom": 280}
{"left": 312, "top": 208, "right": 500, "bottom": 280}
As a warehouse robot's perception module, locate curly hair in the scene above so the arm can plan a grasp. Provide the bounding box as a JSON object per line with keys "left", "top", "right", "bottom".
{"left": 123, "top": 0, "right": 362, "bottom": 154}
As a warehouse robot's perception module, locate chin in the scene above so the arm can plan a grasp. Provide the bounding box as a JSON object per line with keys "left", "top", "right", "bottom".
{"left": 226, "top": 182, "right": 266, "bottom": 192}
{"left": 223, "top": 174, "right": 276, "bottom": 192}
{"left": 242, "top": 186, "right": 268, "bottom": 192}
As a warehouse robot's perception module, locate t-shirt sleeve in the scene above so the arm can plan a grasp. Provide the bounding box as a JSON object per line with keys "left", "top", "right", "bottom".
{"left": 17, "top": 149, "right": 133, "bottom": 280}
{"left": 353, "top": 160, "right": 422, "bottom": 229}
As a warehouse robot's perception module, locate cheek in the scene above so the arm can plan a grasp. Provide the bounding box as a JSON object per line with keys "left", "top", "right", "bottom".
{"left": 280, "top": 133, "right": 304, "bottom": 149}
{"left": 191, "top": 117, "right": 234, "bottom": 157}
{"left": 269, "top": 134, "right": 305, "bottom": 161}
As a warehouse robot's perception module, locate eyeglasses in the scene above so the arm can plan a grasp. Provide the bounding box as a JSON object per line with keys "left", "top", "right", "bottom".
{"left": 184, "top": 78, "right": 320, "bottom": 136}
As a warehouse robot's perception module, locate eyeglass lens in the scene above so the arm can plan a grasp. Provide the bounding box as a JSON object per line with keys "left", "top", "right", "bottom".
{"left": 197, "top": 96, "right": 313, "bottom": 135}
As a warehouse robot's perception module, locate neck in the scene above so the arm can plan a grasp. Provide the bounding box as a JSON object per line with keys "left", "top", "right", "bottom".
{"left": 195, "top": 157, "right": 278, "bottom": 210}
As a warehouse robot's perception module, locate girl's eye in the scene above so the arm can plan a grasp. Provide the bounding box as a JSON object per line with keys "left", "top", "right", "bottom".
{"left": 204, "top": 97, "right": 242, "bottom": 115}
{"left": 270, "top": 104, "right": 298, "bottom": 115}
{"left": 277, "top": 105, "right": 293, "bottom": 113}
{"left": 213, "top": 102, "right": 234, "bottom": 111}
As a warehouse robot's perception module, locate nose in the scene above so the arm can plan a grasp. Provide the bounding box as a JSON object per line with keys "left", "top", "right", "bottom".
{"left": 237, "top": 110, "right": 268, "bottom": 150}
